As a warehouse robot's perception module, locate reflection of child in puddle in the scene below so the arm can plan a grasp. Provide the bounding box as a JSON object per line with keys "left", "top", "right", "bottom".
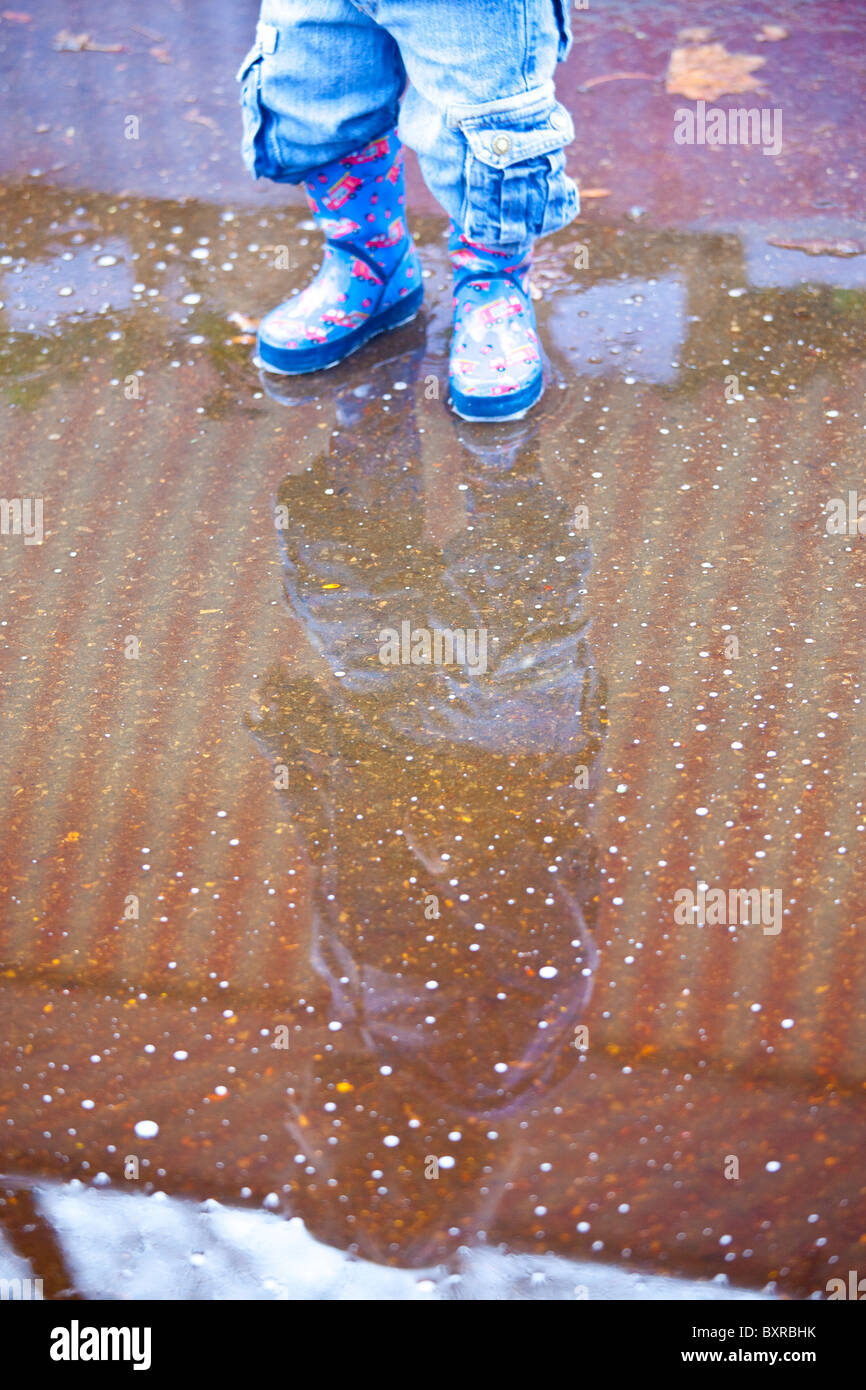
{"left": 247, "top": 361, "right": 606, "bottom": 1273}
{"left": 248, "top": 361, "right": 605, "bottom": 1260}
{"left": 237, "top": 1, "right": 578, "bottom": 419}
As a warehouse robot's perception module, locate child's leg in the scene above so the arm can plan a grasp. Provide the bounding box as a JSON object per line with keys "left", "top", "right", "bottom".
{"left": 238, "top": 0, "right": 406, "bottom": 182}
{"left": 239, "top": 1, "right": 423, "bottom": 374}
{"left": 375, "top": 0, "right": 575, "bottom": 419}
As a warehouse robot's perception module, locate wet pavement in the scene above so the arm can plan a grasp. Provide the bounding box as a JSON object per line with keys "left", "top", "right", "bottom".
{"left": 1, "top": 1, "right": 865, "bottom": 1301}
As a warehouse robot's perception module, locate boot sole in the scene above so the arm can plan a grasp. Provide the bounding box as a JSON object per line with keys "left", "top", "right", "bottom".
{"left": 256, "top": 286, "right": 424, "bottom": 376}
{"left": 449, "top": 373, "right": 545, "bottom": 423}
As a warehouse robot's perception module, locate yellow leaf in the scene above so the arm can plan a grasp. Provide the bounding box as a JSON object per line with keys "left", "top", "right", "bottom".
{"left": 666, "top": 42, "right": 765, "bottom": 101}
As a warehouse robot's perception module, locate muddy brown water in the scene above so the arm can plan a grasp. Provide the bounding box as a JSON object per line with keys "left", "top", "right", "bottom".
{"left": 0, "top": 186, "right": 864, "bottom": 1297}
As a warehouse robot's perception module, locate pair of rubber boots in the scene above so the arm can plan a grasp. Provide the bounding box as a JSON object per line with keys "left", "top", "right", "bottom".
{"left": 255, "top": 129, "right": 542, "bottom": 421}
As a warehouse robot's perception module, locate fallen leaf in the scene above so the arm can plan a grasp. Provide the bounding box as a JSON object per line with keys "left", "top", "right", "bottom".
{"left": 579, "top": 188, "right": 611, "bottom": 199}
{"left": 228, "top": 310, "right": 259, "bottom": 333}
{"left": 582, "top": 70, "right": 656, "bottom": 89}
{"left": 756, "top": 24, "right": 788, "bottom": 42}
{"left": 666, "top": 42, "right": 765, "bottom": 101}
{"left": 149, "top": 45, "right": 172, "bottom": 63}
{"left": 678, "top": 27, "right": 713, "bottom": 43}
{"left": 2, "top": 10, "right": 32, "bottom": 21}
{"left": 184, "top": 108, "right": 218, "bottom": 130}
{"left": 767, "top": 236, "right": 865, "bottom": 258}
{"left": 54, "top": 28, "right": 125, "bottom": 53}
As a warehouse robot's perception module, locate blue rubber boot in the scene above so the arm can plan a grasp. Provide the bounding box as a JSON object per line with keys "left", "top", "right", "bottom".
{"left": 257, "top": 130, "right": 423, "bottom": 374}
{"left": 448, "top": 224, "right": 543, "bottom": 421}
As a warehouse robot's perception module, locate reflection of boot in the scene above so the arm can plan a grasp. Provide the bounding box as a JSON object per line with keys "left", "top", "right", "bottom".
{"left": 257, "top": 336, "right": 426, "bottom": 410}
{"left": 257, "top": 130, "right": 423, "bottom": 374}
{"left": 448, "top": 223, "right": 543, "bottom": 421}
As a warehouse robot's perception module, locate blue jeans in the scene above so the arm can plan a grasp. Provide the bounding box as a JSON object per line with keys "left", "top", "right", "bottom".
{"left": 238, "top": 0, "right": 578, "bottom": 247}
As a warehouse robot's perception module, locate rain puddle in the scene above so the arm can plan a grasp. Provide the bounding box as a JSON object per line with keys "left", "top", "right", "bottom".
{"left": 1, "top": 183, "right": 864, "bottom": 1298}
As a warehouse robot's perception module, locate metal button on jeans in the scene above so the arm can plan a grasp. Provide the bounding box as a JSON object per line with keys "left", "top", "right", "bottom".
{"left": 549, "top": 109, "right": 566, "bottom": 130}
{"left": 491, "top": 133, "right": 511, "bottom": 155}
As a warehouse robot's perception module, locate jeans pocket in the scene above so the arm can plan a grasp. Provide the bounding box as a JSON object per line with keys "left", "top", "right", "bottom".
{"left": 454, "top": 87, "right": 578, "bottom": 244}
